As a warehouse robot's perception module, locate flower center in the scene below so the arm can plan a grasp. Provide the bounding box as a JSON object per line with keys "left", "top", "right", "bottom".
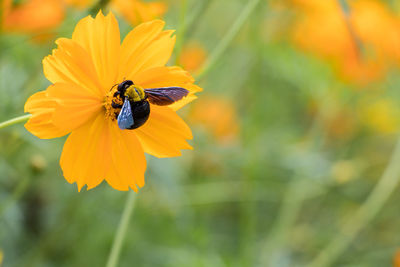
{"left": 104, "top": 85, "right": 123, "bottom": 120}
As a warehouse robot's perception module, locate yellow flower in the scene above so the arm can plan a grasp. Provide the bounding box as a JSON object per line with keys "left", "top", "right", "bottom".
{"left": 24, "top": 12, "right": 201, "bottom": 191}
{"left": 2, "top": 0, "right": 64, "bottom": 33}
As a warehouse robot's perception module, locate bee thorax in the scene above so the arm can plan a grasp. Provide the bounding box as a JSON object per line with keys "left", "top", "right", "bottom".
{"left": 126, "top": 85, "right": 146, "bottom": 102}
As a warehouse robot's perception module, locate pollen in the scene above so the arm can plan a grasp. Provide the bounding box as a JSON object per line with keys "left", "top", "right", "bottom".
{"left": 104, "top": 86, "right": 124, "bottom": 120}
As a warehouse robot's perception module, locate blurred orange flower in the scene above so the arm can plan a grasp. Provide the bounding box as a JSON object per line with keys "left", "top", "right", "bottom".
{"left": 65, "top": 0, "right": 166, "bottom": 25}
{"left": 394, "top": 249, "right": 400, "bottom": 267}
{"left": 111, "top": 0, "right": 166, "bottom": 25}
{"left": 2, "top": 0, "right": 64, "bottom": 33}
{"left": 190, "top": 96, "right": 239, "bottom": 144}
{"left": 179, "top": 42, "right": 207, "bottom": 72}
{"left": 290, "top": 0, "right": 400, "bottom": 84}
{"left": 24, "top": 12, "right": 201, "bottom": 191}
{"left": 64, "top": 0, "right": 92, "bottom": 9}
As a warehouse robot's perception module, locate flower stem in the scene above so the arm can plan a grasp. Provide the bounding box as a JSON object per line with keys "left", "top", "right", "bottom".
{"left": 195, "top": 0, "right": 261, "bottom": 80}
{"left": 89, "top": 0, "right": 110, "bottom": 16}
{"left": 337, "top": 0, "right": 363, "bottom": 61}
{"left": 0, "top": 114, "right": 31, "bottom": 130}
{"left": 309, "top": 136, "right": 400, "bottom": 267}
{"left": 0, "top": 0, "right": 3, "bottom": 33}
{"left": 259, "top": 88, "right": 330, "bottom": 265}
{"left": 260, "top": 178, "right": 315, "bottom": 265}
{"left": 174, "top": 0, "right": 188, "bottom": 64}
{"left": 184, "top": 0, "right": 212, "bottom": 39}
{"left": 106, "top": 190, "right": 137, "bottom": 267}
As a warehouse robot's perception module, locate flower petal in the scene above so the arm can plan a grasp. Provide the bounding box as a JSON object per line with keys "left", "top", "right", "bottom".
{"left": 43, "top": 38, "right": 104, "bottom": 98}
{"left": 46, "top": 83, "right": 103, "bottom": 133}
{"left": 134, "top": 66, "right": 202, "bottom": 110}
{"left": 60, "top": 113, "right": 111, "bottom": 191}
{"left": 106, "top": 124, "right": 147, "bottom": 191}
{"left": 24, "top": 91, "right": 69, "bottom": 139}
{"left": 60, "top": 114, "right": 146, "bottom": 191}
{"left": 135, "top": 105, "right": 192, "bottom": 158}
{"left": 119, "top": 20, "right": 176, "bottom": 80}
{"left": 72, "top": 11, "right": 120, "bottom": 91}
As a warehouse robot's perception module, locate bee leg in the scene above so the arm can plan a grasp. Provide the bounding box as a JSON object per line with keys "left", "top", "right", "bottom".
{"left": 112, "top": 102, "right": 123, "bottom": 108}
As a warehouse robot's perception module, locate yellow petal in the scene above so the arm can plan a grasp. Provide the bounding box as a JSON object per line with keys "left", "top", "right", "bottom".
{"left": 46, "top": 83, "right": 103, "bottom": 133}
{"left": 135, "top": 105, "right": 192, "bottom": 158}
{"left": 60, "top": 113, "right": 111, "bottom": 191}
{"left": 72, "top": 11, "right": 120, "bottom": 92}
{"left": 24, "top": 91, "right": 69, "bottom": 139}
{"left": 60, "top": 114, "right": 146, "bottom": 191}
{"left": 106, "top": 124, "right": 147, "bottom": 191}
{"left": 134, "top": 66, "right": 202, "bottom": 110}
{"left": 43, "top": 38, "right": 104, "bottom": 98}
{"left": 168, "top": 94, "right": 198, "bottom": 111}
{"left": 119, "top": 20, "right": 175, "bottom": 80}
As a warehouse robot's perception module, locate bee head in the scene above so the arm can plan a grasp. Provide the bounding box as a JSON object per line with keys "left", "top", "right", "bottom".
{"left": 117, "top": 80, "right": 134, "bottom": 95}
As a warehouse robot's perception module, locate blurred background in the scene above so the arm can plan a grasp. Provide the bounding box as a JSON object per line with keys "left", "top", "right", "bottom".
{"left": 1, "top": 0, "right": 400, "bottom": 266}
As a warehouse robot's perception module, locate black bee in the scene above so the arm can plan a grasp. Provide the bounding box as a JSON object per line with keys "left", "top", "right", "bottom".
{"left": 111, "top": 80, "right": 189, "bottom": 130}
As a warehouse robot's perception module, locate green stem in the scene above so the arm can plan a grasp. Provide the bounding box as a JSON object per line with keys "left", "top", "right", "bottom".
{"left": 337, "top": 0, "right": 363, "bottom": 61}
{"left": 0, "top": 114, "right": 31, "bottom": 129}
{"left": 309, "top": 136, "right": 400, "bottom": 267}
{"left": 106, "top": 190, "right": 137, "bottom": 267}
{"left": 174, "top": 0, "right": 188, "bottom": 64}
{"left": 259, "top": 88, "right": 331, "bottom": 265}
{"left": 194, "top": 0, "right": 261, "bottom": 80}
{"left": 174, "top": 0, "right": 212, "bottom": 64}
{"left": 260, "top": 178, "right": 318, "bottom": 266}
{"left": 0, "top": 0, "right": 3, "bottom": 32}
{"left": 184, "top": 0, "right": 212, "bottom": 40}
{"left": 89, "top": 0, "right": 111, "bottom": 16}
{"left": 0, "top": 175, "right": 31, "bottom": 218}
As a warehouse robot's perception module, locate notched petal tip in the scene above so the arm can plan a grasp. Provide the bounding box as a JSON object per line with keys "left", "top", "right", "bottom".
{"left": 95, "top": 10, "right": 118, "bottom": 21}
{"left": 96, "top": 9, "right": 105, "bottom": 17}
{"left": 142, "top": 19, "right": 165, "bottom": 29}
{"left": 77, "top": 183, "right": 85, "bottom": 192}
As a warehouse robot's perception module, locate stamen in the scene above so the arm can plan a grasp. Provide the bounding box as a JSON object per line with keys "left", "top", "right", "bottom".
{"left": 104, "top": 85, "right": 124, "bottom": 120}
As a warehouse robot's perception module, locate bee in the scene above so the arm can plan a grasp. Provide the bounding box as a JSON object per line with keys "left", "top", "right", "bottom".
{"left": 112, "top": 80, "right": 189, "bottom": 130}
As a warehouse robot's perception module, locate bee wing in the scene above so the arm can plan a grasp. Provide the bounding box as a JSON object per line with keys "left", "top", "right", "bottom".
{"left": 144, "top": 87, "right": 189, "bottom": 106}
{"left": 117, "top": 98, "right": 134, "bottom": 130}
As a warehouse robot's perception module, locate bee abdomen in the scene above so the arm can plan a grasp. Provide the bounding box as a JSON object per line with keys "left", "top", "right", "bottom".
{"left": 128, "top": 100, "right": 150, "bottom": 129}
